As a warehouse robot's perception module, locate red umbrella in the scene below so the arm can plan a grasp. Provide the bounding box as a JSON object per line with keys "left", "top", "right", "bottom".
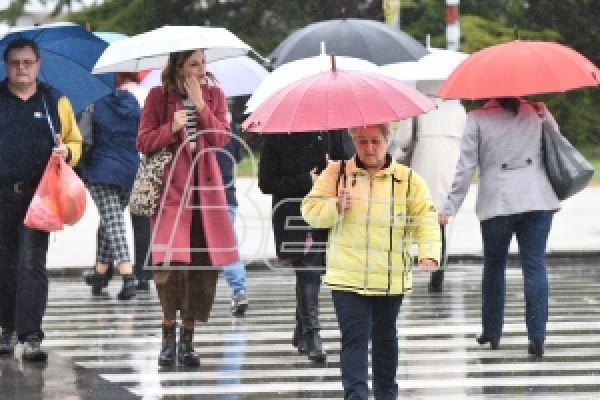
{"left": 437, "top": 40, "right": 600, "bottom": 100}
{"left": 243, "top": 65, "right": 435, "bottom": 133}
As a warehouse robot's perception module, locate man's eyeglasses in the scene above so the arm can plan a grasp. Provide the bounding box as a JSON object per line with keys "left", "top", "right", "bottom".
{"left": 6, "top": 59, "right": 38, "bottom": 68}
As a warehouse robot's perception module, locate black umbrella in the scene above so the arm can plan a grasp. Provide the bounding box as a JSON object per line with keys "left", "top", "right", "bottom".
{"left": 269, "top": 18, "right": 428, "bottom": 68}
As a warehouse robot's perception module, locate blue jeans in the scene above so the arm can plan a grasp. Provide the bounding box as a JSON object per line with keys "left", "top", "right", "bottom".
{"left": 480, "top": 210, "right": 553, "bottom": 340}
{"left": 222, "top": 208, "right": 247, "bottom": 294}
{"left": 332, "top": 290, "right": 404, "bottom": 400}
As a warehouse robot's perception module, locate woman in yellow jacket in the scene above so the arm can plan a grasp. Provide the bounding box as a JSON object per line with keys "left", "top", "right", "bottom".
{"left": 302, "top": 124, "right": 441, "bottom": 400}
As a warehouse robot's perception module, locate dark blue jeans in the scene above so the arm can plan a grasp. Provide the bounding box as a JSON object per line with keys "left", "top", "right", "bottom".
{"left": 0, "top": 186, "right": 49, "bottom": 341}
{"left": 332, "top": 290, "right": 404, "bottom": 400}
{"left": 480, "top": 210, "right": 554, "bottom": 340}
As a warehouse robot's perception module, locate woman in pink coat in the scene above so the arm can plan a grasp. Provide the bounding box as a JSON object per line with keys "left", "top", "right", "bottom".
{"left": 137, "top": 49, "right": 238, "bottom": 367}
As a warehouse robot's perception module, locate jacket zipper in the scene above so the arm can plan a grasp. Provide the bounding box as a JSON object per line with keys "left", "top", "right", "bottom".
{"left": 388, "top": 174, "right": 395, "bottom": 295}
{"left": 364, "top": 177, "right": 374, "bottom": 291}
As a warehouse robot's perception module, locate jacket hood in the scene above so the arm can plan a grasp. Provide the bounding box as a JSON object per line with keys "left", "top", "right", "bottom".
{"left": 99, "top": 89, "right": 140, "bottom": 118}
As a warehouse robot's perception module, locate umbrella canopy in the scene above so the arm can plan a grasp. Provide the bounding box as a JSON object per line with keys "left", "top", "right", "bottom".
{"left": 93, "top": 31, "right": 128, "bottom": 43}
{"left": 245, "top": 54, "right": 379, "bottom": 114}
{"left": 139, "top": 55, "right": 268, "bottom": 98}
{"left": 437, "top": 40, "right": 600, "bottom": 99}
{"left": 243, "top": 63, "right": 435, "bottom": 133}
{"left": 269, "top": 18, "right": 428, "bottom": 68}
{"left": 92, "top": 25, "right": 251, "bottom": 73}
{"left": 0, "top": 22, "right": 113, "bottom": 114}
{"left": 380, "top": 48, "right": 467, "bottom": 84}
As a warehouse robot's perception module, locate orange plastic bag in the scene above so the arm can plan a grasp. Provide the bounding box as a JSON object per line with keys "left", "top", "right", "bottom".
{"left": 24, "top": 156, "right": 87, "bottom": 231}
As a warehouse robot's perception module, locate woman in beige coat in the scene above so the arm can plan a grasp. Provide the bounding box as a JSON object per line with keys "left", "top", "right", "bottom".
{"left": 410, "top": 97, "right": 466, "bottom": 291}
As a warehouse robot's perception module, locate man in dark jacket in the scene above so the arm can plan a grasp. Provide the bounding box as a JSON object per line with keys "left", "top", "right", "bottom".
{"left": 259, "top": 130, "right": 351, "bottom": 363}
{"left": 0, "top": 38, "right": 82, "bottom": 361}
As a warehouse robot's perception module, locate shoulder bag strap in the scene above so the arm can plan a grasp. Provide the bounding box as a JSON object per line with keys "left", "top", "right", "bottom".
{"left": 41, "top": 94, "right": 59, "bottom": 146}
{"left": 335, "top": 159, "right": 346, "bottom": 195}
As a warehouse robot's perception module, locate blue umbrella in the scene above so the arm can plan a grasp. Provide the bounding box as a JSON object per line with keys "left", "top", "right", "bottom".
{"left": 0, "top": 22, "right": 113, "bottom": 114}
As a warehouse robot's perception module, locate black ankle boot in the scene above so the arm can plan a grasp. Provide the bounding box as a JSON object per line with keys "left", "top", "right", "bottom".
{"left": 84, "top": 272, "right": 109, "bottom": 296}
{"left": 117, "top": 275, "right": 136, "bottom": 300}
{"left": 158, "top": 324, "right": 176, "bottom": 366}
{"left": 428, "top": 269, "right": 444, "bottom": 293}
{"left": 292, "top": 286, "right": 307, "bottom": 354}
{"left": 292, "top": 323, "right": 307, "bottom": 355}
{"left": 178, "top": 328, "right": 200, "bottom": 367}
{"left": 299, "top": 283, "right": 326, "bottom": 363}
{"left": 476, "top": 335, "right": 500, "bottom": 350}
{"left": 528, "top": 338, "right": 544, "bottom": 357}
{"left": 84, "top": 263, "right": 115, "bottom": 295}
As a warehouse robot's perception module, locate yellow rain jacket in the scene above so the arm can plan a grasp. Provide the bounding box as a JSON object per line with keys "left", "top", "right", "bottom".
{"left": 301, "top": 156, "right": 441, "bottom": 295}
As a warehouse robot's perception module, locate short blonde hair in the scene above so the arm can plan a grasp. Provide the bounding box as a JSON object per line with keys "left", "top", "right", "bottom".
{"left": 348, "top": 124, "right": 390, "bottom": 141}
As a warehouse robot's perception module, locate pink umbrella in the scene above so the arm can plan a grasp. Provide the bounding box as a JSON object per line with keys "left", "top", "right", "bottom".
{"left": 243, "top": 59, "right": 434, "bottom": 133}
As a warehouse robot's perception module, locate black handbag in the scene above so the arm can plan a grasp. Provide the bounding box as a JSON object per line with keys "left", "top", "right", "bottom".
{"left": 541, "top": 118, "right": 594, "bottom": 200}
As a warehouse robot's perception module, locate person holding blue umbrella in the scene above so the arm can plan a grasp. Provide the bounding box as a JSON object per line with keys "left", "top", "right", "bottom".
{"left": 0, "top": 38, "right": 82, "bottom": 362}
{"left": 0, "top": 22, "right": 113, "bottom": 115}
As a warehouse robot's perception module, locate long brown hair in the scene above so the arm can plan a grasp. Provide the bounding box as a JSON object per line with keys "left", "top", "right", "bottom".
{"left": 160, "top": 49, "right": 217, "bottom": 94}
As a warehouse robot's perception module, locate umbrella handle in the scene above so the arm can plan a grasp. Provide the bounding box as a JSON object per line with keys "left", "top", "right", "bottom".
{"left": 330, "top": 53, "right": 336, "bottom": 72}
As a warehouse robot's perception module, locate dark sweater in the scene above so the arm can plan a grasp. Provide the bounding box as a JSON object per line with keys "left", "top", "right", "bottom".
{"left": 0, "top": 81, "right": 62, "bottom": 185}
{"left": 216, "top": 121, "right": 242, "bottom": 207}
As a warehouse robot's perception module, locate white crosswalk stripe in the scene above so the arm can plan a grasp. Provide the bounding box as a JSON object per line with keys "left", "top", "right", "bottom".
{"left": 40, "top": 264, "right": 600, "bottom": 399}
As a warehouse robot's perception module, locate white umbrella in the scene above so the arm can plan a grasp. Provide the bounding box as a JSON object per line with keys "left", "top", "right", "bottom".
{"left": 139, "top": 55, "right": 268, "bottom": 98}
{"left": 244, "top": 54, "right": 379, "bottom": 114}
{"left": 379, "top": 48, "right": 468, "bottom": 94}
{"left": 92, "top": 25, "right": 251, "bottom": 73}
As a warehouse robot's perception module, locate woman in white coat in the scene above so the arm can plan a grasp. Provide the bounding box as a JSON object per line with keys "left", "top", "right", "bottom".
{"left": 410, "top": 97, "right": 466, "bottom": 291}
{"left": 439, "top": 97, "right": 560, "bottom": 357}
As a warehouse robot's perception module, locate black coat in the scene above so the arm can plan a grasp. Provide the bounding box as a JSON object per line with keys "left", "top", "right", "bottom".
{"left": 216, "top": 121, "right": 242, "bottom": 207}
{"left": 258, "top": 130, "right": 352, "bottom": 259}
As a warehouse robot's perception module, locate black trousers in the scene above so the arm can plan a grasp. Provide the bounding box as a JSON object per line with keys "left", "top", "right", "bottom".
{"left": 131, "top": 213, "right": 153, "bottom": 280}
{"left": 0, "top": 184, "right": 49, "bottom": 341}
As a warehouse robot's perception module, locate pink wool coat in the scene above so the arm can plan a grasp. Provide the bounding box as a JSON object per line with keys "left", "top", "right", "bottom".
{"left": 137, "top": 85, "right": 238, "bottom": 266}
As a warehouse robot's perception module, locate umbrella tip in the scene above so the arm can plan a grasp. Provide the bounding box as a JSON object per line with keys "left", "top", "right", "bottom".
{"left": 330, "top": 53, "right": 337, "bottom": 71}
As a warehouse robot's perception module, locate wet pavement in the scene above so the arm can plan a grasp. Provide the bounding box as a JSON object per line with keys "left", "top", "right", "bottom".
{"left": 2, "top": 263, "right": 600, "bottom": 399}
